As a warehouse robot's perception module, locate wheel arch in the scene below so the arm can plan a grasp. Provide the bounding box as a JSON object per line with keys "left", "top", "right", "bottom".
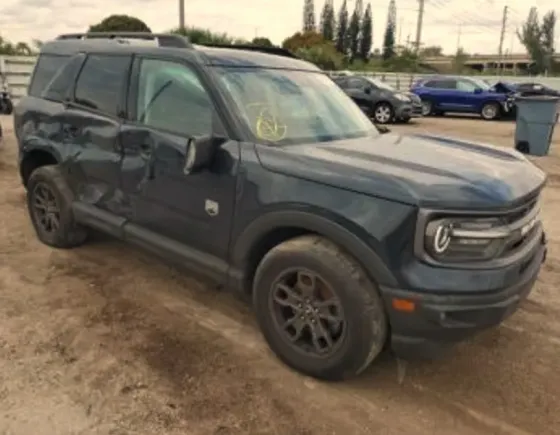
{"left": 20, "top": 146, "right": 61, "bottom": 187}
{"left": 229, "top": 210, "right": 398, "bottom": 296}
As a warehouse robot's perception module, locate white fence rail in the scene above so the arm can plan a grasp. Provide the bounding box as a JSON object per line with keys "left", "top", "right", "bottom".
{"left": 2, "top": 55, "right": 560, "bottom": 104}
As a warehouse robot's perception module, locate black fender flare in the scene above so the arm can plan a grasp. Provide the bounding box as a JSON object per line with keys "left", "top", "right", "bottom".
{"left": 19, "top": 140, "right": 62, "bottom": 185}
{"left": 230, "top": 210, "right": 398, "bottom": 292}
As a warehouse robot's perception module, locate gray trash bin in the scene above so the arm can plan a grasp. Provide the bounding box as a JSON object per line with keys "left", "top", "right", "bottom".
{"left": 514, "top": 95, "right": 560, "bottom": 156}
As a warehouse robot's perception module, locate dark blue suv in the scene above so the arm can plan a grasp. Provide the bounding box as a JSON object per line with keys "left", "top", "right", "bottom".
{"left": 411, "top": 76, "right": 513, "bottom": 120}
{"left": 14, "top": 33, "right": 547, "bottom": 381}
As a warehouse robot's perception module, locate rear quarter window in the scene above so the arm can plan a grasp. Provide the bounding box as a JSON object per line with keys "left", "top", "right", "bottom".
{"left": 28, "top": 54, "right": 71, "bottom": 97}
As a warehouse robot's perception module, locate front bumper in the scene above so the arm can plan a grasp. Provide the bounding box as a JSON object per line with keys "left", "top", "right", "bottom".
{"left": 380, "top": 233, "right": 547, "bottom": 360}
{"left": 395, "top": 103, "right": 413, "bottom": 120}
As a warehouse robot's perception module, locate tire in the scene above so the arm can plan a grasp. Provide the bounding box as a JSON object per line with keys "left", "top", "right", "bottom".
{"left": 421, "top": 99, "right": 433, "bottom": 116}
{"left": 252, "top": 235, "right": 388, "bottom": 381}
{"left": 481, "top": 102, "right": 500, "bottom": 120}
{"left": 373, "top": 102, "right": 394, "bottom": 124}
{"left": 27, "top": 165, "right": 88, "bottom": 248}
{"left": 1, "top": 99, "right": 13, "bottom": 115}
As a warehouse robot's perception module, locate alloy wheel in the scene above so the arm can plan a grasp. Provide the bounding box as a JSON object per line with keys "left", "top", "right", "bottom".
{"left": 374, "top": 105, "right": 393, "bottom": 124}
{"left": 269, "top": 268, "right": 346, "bottom": 357}
{"left": 31, "top": 182, "right": 61, "bottom": 234}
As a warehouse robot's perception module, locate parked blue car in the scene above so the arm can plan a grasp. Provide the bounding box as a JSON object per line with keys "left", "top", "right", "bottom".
{"left": 411, "top": 76, "right": 514, "bottom": 120}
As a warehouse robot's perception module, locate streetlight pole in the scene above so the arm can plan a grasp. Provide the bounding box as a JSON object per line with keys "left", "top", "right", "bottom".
{"left": 179, "top": 0, "right": 185, "bottom": 30}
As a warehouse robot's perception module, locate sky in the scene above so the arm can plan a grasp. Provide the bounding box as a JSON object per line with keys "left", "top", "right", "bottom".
{"left": 0, "top": 0, "right": 559, "bottom": 55}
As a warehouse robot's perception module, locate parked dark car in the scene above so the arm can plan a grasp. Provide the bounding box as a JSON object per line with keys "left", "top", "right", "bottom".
{"left": 0, "top": 85, "right": 13, "bottom": 115}
{"left": 15, "top": 32, "right": 547, "bottom": 381}
{"left": 332, "top": 75, "right": 422, "bottom": 124}
{"left": 411, "top": 75, "right": 514, "bottom": 120}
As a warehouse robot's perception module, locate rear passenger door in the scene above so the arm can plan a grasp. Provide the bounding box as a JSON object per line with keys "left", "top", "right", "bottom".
{"left": 64, "top": 53, "right": 132, "bottom": 214}
{"left": 422, "top": 79, "right": 458, "bottom": 111}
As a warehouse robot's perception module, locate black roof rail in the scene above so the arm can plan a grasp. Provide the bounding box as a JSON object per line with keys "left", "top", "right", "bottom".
{"left": 198, "top": 43, "right": 299, "bottom": 59}
{"left": 55, "top": 32, "right": 192, "bottom": 48}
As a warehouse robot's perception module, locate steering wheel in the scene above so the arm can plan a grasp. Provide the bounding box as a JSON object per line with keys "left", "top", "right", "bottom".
{"left": 245, "top": 102, "right": 287, "bottom": 142}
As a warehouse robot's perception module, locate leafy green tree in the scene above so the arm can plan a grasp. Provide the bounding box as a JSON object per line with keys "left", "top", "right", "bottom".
{"left": 171, "top": 26, "right": 247, "bottom": 45}
{"left": 0, "top": 36, "right": 32, "bottom": 55}
{"left": 382, "top": 0, "right": 396, "bottom": 60}
{"left": 319, "top": 0, "right": 336, "bottom": 41}
{"left": 358, "top": 3, "right": 373, "bottom": 60}
{"left": 282, "top": 31, "right": 324, "bottom": 52}
{"left": 303, "top": 0, "right": 316, "bottom": 32}
{"left": 541, "top": 11, "right": 557, "bottom": 72}
{"left": 296, "top": 44, "right": 343, "bottom": 70}
{"left": 335, "top": 0, "right": 349, "bottom": 54}
{"left": 517, "top": 7, "right": 558, "bottom": 74}
{"left": 252, "top": 37, "right": 274, "bottom": 47}
{"left": 88, "top": 15, "right": 152, "bottom": 32}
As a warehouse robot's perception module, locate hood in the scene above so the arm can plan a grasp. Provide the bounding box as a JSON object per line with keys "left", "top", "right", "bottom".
{"left": 491, "top": 81, "right": 518, "bottom": 94}
{"left": 255, "top": 133, "right": 546, "bottom": 210}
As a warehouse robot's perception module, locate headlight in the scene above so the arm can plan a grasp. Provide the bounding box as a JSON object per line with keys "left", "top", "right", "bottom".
{"left": 395, "top": 93, "right": 411, "bottom": 102}
{"left": 424, "top": 217, "right": 509, "bottom": 262}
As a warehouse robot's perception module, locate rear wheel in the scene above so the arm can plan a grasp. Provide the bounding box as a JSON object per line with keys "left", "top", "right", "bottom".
{"left": 252, "top": 235, "right": 388, "bottom": 381}
{"left": 481, "top": 102, "right": 500, "bottom": 120}
{"left": 27, "top": 165, "right": 88, "bottom": 248}
{"left": 373, "top": 102, "right": 394, "bottom": 124}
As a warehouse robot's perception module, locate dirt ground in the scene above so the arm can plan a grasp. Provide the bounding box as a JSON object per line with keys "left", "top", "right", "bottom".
{"left": 1, "top": 114, "right": 559, "bottom": 435}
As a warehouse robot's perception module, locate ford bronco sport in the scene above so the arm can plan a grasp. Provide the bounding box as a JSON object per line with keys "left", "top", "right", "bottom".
{"left": 14, "top": 32, "right": 547, "bottom": 381}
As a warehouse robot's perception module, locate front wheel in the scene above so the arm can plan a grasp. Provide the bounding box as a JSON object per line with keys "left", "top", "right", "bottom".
{"left": 252, "top": 235, "right": 388, "bottom": 381}
{"left": 481, "top": 102, "right": 500, "bottom": 120}
{"left": 373, "top": 102, "right": 394, "bottom": 124}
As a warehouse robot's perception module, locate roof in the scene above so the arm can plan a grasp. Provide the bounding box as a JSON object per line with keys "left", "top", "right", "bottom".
{"left": 40, "top": 33, "right": 321, "bottom": 72}
{"left": 195, "top": 45, "right": 320, "bottom": 71}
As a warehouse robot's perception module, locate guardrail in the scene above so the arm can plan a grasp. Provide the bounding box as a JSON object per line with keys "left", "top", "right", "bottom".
{"left": 2, "top": 54, "right": 560, "bottom": 104}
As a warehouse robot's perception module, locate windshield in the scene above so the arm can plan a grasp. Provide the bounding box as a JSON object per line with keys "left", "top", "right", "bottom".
{"left": 215, "top": 67, "right": 378, "bottom": 145}
{"left": 470, "top": 77, "right": 491, "bottom": 90}
{"left": 366, "top": 77, "right": 395, "bottom": 91}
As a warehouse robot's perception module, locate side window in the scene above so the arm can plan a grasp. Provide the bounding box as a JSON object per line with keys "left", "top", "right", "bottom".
{"left": 347, "top": 78, "right": 365, "bottom": 89}
{"left": 41, "top": 54, "right": 85, "bottom": 102}
{"left": 28, "top": 54, "right": 70, "bottom": 97}
{"left": 425, "top": 79, "right": 454, "bottom": 89}
{"left": 456, "top": 80, "right": 477, "bottom": 92}
{"left": 135, "top": 58, "right": 216, "bottom": 137}
{"left": 74, "top": 54, "right": 131, "bottom": 116}
{"left": 334, "top": 78, "right": 348, "bottom": 88}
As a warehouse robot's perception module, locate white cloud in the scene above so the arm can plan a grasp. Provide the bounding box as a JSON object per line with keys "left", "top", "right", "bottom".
{"left": 0, "top": 0, "right": 558, "bottom": 55}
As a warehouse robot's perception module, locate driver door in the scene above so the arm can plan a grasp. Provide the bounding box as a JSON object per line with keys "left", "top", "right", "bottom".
{"left": 118, "top": 56, "right": 240, "bottom": 261}
{"left": 345, "top": 77, "right": 375, "bottom": 113}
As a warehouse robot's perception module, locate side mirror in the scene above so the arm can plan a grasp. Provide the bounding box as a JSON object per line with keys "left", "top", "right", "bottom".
{"left": 474, "top": 87, "right": 483, "bottom": 94}
{"left": 183, "top": 135, "right": 228, "bottom": 175}
{"left": 364, "top": 86, "right": 372, "bottom": 94}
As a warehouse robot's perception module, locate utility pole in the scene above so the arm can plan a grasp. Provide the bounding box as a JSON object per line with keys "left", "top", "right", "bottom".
{"left": 179, "top": 0, "right": 185, "bottom": 30}
{"left": 456, "top": 24, "right": 462, "bottom": 52}
{"left": 414, "top": 0, "right": 425, "bottom": 53}
{"left": 398, "top": 17, "right": 404, "bottom": 46}
{"left": 498, "top": 5, "right": 508, "bottom": 72}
